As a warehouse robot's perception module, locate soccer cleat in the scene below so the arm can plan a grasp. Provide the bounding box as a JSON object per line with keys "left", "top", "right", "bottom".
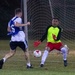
{"left": 64, "top": 60, "right": 67, "bottom": 67}
{"left": 0, "top": 59, "right": 4, "bottom": 69}
{"left": 40, "top": 64, "right": 44, "bottom": 67}
{"left": 27, "top": 65, "right": 33, "bottom": 69}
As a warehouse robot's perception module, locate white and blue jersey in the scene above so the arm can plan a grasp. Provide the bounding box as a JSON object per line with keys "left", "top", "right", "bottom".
{"left": 8, "top": 17, "right": 20, "bottom": 36}
{"left": 8, "top": 16, "right": 25, "bottom": 42}
{"left": 8, "top": 16, "right": 28, "bottom": 50}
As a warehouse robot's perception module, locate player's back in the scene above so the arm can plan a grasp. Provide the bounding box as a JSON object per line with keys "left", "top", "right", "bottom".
{"left": 8, "top": 16, "right": 25, "bottom": 42}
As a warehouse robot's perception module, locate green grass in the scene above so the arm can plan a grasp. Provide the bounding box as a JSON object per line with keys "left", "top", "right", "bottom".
{"left": 0, "top": 40, "right": 75, "bottom": 75}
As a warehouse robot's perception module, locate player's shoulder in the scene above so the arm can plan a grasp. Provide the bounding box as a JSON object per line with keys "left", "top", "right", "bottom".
{"left": 13, "top": 16, "right": 22, "bottom": 23}
{"left": 57, "top": 26, "right": 63, "bottom": 32}
{"left": 57, "top": 26, "right": 61, "bottom": 29}
{"left": 15, "top": 17, "right": 22, "bottom": 21}
{"left": 12, "top": 16, "right": 22, "bottom": 21}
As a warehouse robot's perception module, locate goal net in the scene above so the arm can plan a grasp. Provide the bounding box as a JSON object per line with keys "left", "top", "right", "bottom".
{"left": 27, "top": 0, "right": 75, "bottom": 50}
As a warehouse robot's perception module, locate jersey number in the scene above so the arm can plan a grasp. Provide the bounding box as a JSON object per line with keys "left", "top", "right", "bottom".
{"left": 11, "top": 25, "right": 15, "bottom": 33}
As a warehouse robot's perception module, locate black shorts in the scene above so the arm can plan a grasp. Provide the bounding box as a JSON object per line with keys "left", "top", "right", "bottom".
{"left": 10, "top": 41, "right": 28, "bottom": 52}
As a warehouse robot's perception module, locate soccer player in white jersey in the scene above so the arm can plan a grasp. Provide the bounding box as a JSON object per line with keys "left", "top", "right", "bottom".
{"left": 0, "top": 8, "right": 33, "bottom": 69}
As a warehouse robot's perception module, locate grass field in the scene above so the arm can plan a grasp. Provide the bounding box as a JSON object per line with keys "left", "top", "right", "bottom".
{"left": 0, "top": 40, "right": 75, "bottom": 75}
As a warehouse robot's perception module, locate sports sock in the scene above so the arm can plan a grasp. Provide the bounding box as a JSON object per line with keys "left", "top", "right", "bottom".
{"left": 61, "top": 47, "right": 68, "bottom": 60}
{"left": 41, "top": 50, "right": 49, "bottom": 64}
{"left": 3, "top": 58, "right": 6, "bottom": 63}
{"left": 27, "top": 62, "right": 31, "bottom": 66}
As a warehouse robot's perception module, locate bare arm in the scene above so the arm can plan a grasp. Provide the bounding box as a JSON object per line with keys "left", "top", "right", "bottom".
{"left": 7, "top": 26, "right": 11, "bottom": 32}
{"left": 15, "top": 22, "right": 30, "bottom": 27}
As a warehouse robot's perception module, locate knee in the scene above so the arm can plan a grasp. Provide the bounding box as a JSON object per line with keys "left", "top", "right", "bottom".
{"left": 45, "top": 47, "right": 50, "bottom": 52}
{"left": 10, "top": 51, "right": 15, "bottom": 56}
{"left": 61, "top": 45, "right": 68, "bottom": 53}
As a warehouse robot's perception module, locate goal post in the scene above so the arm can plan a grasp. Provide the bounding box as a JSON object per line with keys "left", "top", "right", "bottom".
{"left": 49, "top": 0, "right": 54, "bottom": 18}
{"left": 22, "top": 0, "right": 28, "bottom": 43}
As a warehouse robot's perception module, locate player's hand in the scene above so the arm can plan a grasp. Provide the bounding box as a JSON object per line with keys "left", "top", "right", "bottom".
{"left": 33, "top": 40, "right": 41, "bottom": 47}
{"left": 26, "top": 22, "right": 30, "bottom": 25}
{"left": 52, "top": 34, "right": 57, "bottom": 40}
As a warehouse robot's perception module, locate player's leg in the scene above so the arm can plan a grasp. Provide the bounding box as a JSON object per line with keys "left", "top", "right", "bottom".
{"left": 0, "top": 50, "right": 16, "bottom": 69}
{"left": 0, "top": 42, "right": 17, "bottom": 69}
{"left": 40, "top": 47, "right": 49, "bottom": 67}
{"left": 54, "top": 42, "right": 68, "bottom": 67}
{"left": 24, "top": 48, "right": 33, "bottom": 68}
{"left": 40, "top": 42, "right": 53, "bottom": 67}
{"left": 60, "top": 45, "right": 68, "bottom": 67}
{"left": 18, "top": 41, "right": 33, "bottom": 68}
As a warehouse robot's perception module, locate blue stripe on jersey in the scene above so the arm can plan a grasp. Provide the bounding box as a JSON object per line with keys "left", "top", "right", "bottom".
{"left": 7, "top": 17, "right": 21, "bottom": 36}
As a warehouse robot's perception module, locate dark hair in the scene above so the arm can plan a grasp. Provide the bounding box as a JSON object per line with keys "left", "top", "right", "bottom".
{"left": 15, "top": 8, "right": 22, "bottom": 14}
{"left": 52, "top": 18, "right": 59, "bottom": 21}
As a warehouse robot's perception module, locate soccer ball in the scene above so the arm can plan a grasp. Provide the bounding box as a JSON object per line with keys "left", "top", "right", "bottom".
{"left": 33, "top": 50, "right": 42, "bottom": 57}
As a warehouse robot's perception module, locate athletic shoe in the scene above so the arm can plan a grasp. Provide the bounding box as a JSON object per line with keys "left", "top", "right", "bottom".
{"left": 40, "top": 64, "right": 44, "bottom": 67}
{"left": 27, "top": 65, "right": 33, "bottom": 69}
{"left": 0, "top": 59, "right": 4, "bottom": 69}
{"left": 64, "top": 60, "right": 67, "bottom": 67}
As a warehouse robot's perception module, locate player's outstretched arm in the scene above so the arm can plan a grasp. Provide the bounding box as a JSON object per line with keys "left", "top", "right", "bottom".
{"left": 15, "top": 22, "right": 30, "bottom": 27}
{"left": 33, "top": 32, "right": 47, "bottom": 47}
{"left": 33, "top": 26, "right": 50, "bottom": 47}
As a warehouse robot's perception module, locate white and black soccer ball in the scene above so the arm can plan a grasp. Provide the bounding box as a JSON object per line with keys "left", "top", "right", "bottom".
{"left": 33, "top": 50, "right": 42, "bottom": 57}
